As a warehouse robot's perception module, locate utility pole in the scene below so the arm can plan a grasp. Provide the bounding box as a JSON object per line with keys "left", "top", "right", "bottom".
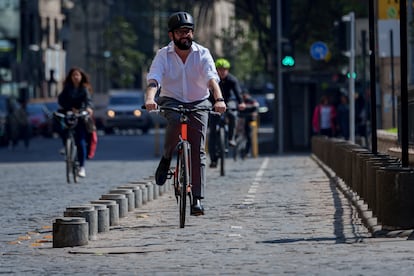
{"left": 343, "top": 12, "right": 356, "bottom": 143}
{"left": 276, "top": 0, "right": 283, "bottom": 154}
{"left": 368, "top": 0, "right": 378, "bottom": 154}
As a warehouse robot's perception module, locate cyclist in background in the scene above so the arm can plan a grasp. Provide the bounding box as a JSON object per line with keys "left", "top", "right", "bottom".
{"left": 208, "top": 58, "right": 245, "bottom": 168}
{"left": 238, "top": 90, "right": 259, "bottom": 158}
{"left": 145, "top": 11, "right": 226, "bottom": 216}
{"left": 58, "top": 67, "right": 94, "bottom": 178}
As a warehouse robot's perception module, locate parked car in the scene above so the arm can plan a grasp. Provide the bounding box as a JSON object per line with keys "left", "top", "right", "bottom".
{"left": 102, "top": 91, "right": 153, "bottom": 134}
{"left": 0, "top": 95, "right": 9, "bottom": 146}
{"left": 26, "top": 102, "right": 54, "bottom": 137}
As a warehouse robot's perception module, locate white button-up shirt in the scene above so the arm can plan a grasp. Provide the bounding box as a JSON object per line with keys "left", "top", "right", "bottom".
{"left": 147, "top": 41, "right": 219, "bottom": 103}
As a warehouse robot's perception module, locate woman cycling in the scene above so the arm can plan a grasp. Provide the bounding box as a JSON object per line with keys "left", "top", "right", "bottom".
{"left": 58, "top": 67, "right": 94, "bottom": 178}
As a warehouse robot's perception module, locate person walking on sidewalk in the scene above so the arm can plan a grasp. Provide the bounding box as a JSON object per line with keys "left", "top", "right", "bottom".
{"left": 144, "top": 11, "right": 226, "bottom": 216}
{"left": 58, "top": 67, "right": 94, "bottom": 178}
{"left": 312, "top": 95, "right": 336, "bottom": 137}
{"left": 208, "top": 58, "right": 245, "bottom": 168}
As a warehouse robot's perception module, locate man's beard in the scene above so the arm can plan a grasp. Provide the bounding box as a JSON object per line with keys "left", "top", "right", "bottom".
{"left": 173, "top": 37, "right": 192, "bottom": 50}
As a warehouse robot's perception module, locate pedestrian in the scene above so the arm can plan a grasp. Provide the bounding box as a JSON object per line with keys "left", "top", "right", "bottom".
{"left": 312, "top": 95, "right": 336, "bottom": 137}
{"left": 208, "top": 58, "right": 245, "bottom": 168}
{"left": 237, "top": 90, "right": 259, "bottom": 158}
{"left": 5, "top": 97, "right": 30, "bottom": 150}
{"left": 144, "top": 11, "right": 226, "bottom": 216}
{"left": 58, "top": 67, "right": 94, "bottom": 178}
{"left": 336, "top": 94, "right": 350, "bottom": 140}
{"left": 355, "top": 92, "right": 367, "bottom": 146}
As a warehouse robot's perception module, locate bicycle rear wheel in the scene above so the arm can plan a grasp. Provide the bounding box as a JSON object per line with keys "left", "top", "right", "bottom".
{"left": 179, "top": 142, "right": 191, "bottom": 228}
{"left": 219, "top": 127, "right": 226, "bottom": 176}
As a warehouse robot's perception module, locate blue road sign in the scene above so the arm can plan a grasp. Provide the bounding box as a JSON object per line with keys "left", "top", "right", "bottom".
{"left": 310, "top": 41, "right": 328, "bottom": 60}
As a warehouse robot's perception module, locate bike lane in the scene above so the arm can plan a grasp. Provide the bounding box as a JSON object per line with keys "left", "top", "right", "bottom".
{"left": 3, "top": 155, "right": 414, "bottom": 275}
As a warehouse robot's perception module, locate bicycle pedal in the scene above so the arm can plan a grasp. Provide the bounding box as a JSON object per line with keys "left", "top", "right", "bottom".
{"left": 167, "top": 169, "right": 174, "bottom": 179}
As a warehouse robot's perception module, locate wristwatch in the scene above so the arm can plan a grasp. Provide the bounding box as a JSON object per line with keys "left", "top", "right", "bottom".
{"left": 147, "top": 83, "right": 157, "bottom": 89}
{"left": 215, "top": 98, "right": 225, "bottom": 102}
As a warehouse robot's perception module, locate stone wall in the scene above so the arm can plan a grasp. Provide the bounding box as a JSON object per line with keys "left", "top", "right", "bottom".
{"left": 377, "top": 129, "right": 414, "bottom": 166}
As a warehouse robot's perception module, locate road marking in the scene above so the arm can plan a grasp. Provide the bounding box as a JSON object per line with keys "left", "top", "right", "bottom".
{"left": 241, "top": 157, "right": 269, "bottom": 206}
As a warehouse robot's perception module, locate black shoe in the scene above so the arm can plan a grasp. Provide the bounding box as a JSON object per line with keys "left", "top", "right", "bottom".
{"left": 209, "top": 161, "right": 217, "bottom": 168}
{"left": 191, "top": 199, "right": 204, "bottom": 216}
{"left": 155, "top": 157, "right": 171, "bottom": 186}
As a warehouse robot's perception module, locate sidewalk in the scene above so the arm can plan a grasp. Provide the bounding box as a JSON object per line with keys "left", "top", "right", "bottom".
{"left": 4, "top": 154, "right": 414, "bottom": 275}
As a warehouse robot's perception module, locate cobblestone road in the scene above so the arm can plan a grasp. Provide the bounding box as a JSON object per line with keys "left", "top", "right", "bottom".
{"left": 3, "top": 151, "right": 414, "bottom": 275}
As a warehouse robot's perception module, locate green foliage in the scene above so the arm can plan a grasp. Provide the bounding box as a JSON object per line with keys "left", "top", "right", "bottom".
{"left": 386, "top": 128, "right": 398, "bottom": 134}
{"left": 103, "top": 16, "right": 145, "bottom": 88}
{"left": 215, "top": 19, "right": 265, "bottom": 86}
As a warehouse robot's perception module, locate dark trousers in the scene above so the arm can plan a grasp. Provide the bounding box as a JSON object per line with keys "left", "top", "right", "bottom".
{"left": 158, "top": 97, "right": 210, "bottom": 199}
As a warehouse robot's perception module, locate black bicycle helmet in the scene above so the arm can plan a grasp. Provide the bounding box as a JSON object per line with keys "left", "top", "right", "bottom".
{"left": 168, "top": 12, "right": 194, "bottom": 32}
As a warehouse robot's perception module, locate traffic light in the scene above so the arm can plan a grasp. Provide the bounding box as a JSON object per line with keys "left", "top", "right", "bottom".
{"left": 346, "top": 72, "right": 357, "bottom": 79}
{"left": 281, "top": 41, "right": 295, "bottom": 67}
{"left": 333, "top": 20, "right": 350, "bottom": 52}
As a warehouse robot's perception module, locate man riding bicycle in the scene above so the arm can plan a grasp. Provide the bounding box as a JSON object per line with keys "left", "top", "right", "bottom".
{"left": 145, "top": 11, "right": 226, "bottom": 216}
{"left": 208, "top": 58, "right": 245, "bottom": 168}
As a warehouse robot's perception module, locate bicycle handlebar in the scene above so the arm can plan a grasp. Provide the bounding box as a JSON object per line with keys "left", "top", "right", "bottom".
{"left": 54, "top": 110, "right": 89, "bottom": 118}
{"left": 142, "top": 105, "right": 221, "bottom": 116}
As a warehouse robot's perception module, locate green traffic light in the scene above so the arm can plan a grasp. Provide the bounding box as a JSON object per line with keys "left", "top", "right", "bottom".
{"left": 346, "top": 72, "right": 357, "bottom": 79}
{"left": 282, "top": 56, "right": 295, "bottom": 67}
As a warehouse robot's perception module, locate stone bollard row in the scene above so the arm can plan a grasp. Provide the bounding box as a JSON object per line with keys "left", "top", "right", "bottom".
{"left": 312, "top": 135, "right": 414, "bottom": 231}
{"left": 53, "top": 176, "right": 169, "bottom": 248}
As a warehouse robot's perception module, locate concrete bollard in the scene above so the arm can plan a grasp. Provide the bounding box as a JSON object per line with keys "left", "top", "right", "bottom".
{"left": 88, "top": 204, "right": 110, "bottom": 233}
{"left": 118, "top": 185, "right": 142, "bottom": 208}
{"left": 354, "top": 151, "right": 374, "bottom": 198}
{"left": 90, "top": 200, "right": 119, "bottom": 226}
{"left": 365, "top": 158, "right": 400, "bottom": 215}
{"left": 64, "top": 205, "right": 98, "bottom": 241}
{"left": 109, "top": 189, "right": 135, "bottom": 212}
{"left": 146, "top": 183, "right": 154, "bottom": 201}
{"left": 351, "top": 149, "right": 370, "bottom": 194}
{"left": 153, "top": 184, "right": 159, "bottom": 199}
{"left": 362, "top": 156, "right": 383, "bottom": 201}
{"left": 53, "top": 217, "right": 88, "bottom": 248}
{"left": 129, "top": 181, "right": 152, "bottom": 204}
{"left": 376, "top": 167, "right": 414, "bottom": 229}
{"left": 100, "top": 194, "right": 128, "bottom": 218}
{"left": 342, "top": 144, "right": 362, "bottom": 187}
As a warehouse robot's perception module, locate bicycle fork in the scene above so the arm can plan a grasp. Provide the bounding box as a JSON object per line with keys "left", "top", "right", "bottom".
{"left": 174, "top": 140, "right": 193, "bottom": 205}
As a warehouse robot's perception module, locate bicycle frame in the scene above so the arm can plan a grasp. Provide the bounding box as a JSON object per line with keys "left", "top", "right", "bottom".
{"left": 152, "top": 105, "right": 212, "bottom": 228}
{"left": 54, "top": 111, "right": 89, "bottom": 183}
{"left": 211, "top": 109, "right": 236, "bottom": 176}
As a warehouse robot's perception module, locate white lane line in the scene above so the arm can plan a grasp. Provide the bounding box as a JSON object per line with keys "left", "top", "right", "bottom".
{"left": 241, "top": 157, "right": 269, "bottom": 205}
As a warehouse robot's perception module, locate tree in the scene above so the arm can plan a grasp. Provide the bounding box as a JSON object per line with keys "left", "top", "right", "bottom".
{"left": 103, "top": 16, "right": 145, "bottom": 88}
{"left": 232, "top": 0, "right": 367, "bottom": 73}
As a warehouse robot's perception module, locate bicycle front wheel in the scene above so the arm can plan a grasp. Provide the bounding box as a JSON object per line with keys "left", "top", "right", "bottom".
{"left": 179, "top": 142, "right": 191, "bottom": 228}
{"left": 72, "top": 142, "right": 78, "bottom": 183}
{"left": 65, "top": 138, "right": 72, "bottom": 183}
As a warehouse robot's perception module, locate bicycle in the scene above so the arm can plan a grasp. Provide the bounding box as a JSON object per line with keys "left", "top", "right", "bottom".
{"left": 209, "top": 107, "right": 238, "bottom": 176}
{"left": 150, "top": 105, "right": 214, "bottom": 228}
{"left": 54, "top": 110, "right": 89, "bottom": 184}
{"left": 233, "top": 117, "right": 248, "bottom": 161}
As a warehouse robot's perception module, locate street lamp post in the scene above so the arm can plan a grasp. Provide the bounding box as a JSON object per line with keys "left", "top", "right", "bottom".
{"left": 342, "top": 12, "right": 356, "bottom": 143}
